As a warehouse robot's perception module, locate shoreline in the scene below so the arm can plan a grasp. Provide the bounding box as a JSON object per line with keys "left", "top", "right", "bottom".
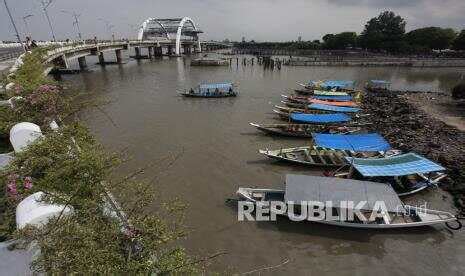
{"left": 362, "top": 90, "right": 465, "bottom": 212}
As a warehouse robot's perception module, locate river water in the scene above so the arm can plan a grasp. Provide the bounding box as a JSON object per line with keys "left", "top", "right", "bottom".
{"left": 64, "top": 52, "right": 465, "bottom": 275}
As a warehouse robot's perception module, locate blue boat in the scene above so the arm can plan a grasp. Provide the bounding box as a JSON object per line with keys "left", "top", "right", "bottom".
{"left": 313, "top": 133, "right": 391, "bottom": 152}
{"left": 307, "top": 80, "right": 356, "bottom": 91}
{"left": 313, "top": 95, "right": 353, "bottom": 101}
{"left": 309, "top": 103, "right": 360, "bottom": 113}
{"left": 290, "top": 113, "right": 352, "bottom": 124}
{"left": 182, "top": 82, "right": 237, "bottom": 98}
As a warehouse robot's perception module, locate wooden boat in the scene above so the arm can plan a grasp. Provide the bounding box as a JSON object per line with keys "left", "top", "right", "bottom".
{"left": 281, "top": 100, "right": 308, "bottom": 109}
{"left": 281, "top": 94, "right": 308, "bottom": 104}
{"left": 274, "top": 105, "right": 329, "bottom": 114}
{"left": 335, "top": 153, "right": 448, "bottom": 197}
{"left": 259, "top": 146, "right": 387, "bottom": 167}
{"left": 294, "top": 88, "right": 313, "bottom": 95}
{"left": 181, "top": 82, "right": 237, "bottom": 98}
{"left": 236, "top": 174, "right": 458, "bottom": 229}
{"left": 249, "top": 123, "right": 362, "bottom": 138}
{"left": 310, "top": 99, "right": 358, "bottom": 107}
{"left": 273, "top": 110, "right": 367, "bottom": 125}
{"left": 299, "top": 81, "right": 356, "bottom": 91}
{"left": 282, "top": 95, "right": 355, "bottom": 106}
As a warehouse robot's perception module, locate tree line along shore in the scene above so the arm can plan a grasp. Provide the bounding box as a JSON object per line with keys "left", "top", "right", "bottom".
{"left": 235, "top": 11, "right": 465, "bottom": 55}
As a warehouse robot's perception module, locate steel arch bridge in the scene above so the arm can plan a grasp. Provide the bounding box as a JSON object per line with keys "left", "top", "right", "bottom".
{"left": 137, "top": 17, "right": 202, "bottom": 55}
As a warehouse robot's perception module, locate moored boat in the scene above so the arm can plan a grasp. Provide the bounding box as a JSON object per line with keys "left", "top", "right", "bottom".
{"left": 181, "top": 82, "right": 237, "bottom": 98}
{"left": 273, "top": 105, "right": 330, "bottom": 115}
{"left": 249, "top": 122, "right": 362, "bottom": 138}
{"left": 236, "top": 174, "right": 458, "bottom": 229}
{"left": 299, "top": 80, "right": 356, "bottom": 91}
{"left": 341, "top": 153, "right": 447, "bottom": 197}
{"left": 259, "top": 133, "right": 394, "bottom": 167}
{"left": 282, "top": 95, "right": 356, "bottom": 106}
{"left": 259, "top": 146, "right": 387, "bottom": 167}
{"left": 286, "top": 112, "right": 353, "bottom": 124}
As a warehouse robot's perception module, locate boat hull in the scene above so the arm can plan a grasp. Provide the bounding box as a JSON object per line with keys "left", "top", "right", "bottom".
{"left": 250, "top": 123, "right": 361, "bottom": 138}
{"left": 236, "top": 188, "right": 457, "bottom": 229}
{"left": 181, "top": 93, "right": 237, "bottom": 98}
{"left": 258, "top": 146, "right": 382, "bottom": 167}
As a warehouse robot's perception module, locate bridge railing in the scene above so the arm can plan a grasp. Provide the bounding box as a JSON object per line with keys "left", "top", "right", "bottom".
{"left": 0, "top": 51, "right": 22, "bottom": 62}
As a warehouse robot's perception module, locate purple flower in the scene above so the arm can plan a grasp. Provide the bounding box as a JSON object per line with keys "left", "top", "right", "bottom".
{"left": 7, "top": 182, "right": 18, "bottom": 197}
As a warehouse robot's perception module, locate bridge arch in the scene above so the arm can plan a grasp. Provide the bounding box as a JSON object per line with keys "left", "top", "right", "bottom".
{"left": 175, "top": 17, "right": 201, "bottom": 55}
{"left": 137, "top": 18, "right": 170, "bottom": 40}
{"left": 138, "top": 17, "right": 202, "bottom": 55}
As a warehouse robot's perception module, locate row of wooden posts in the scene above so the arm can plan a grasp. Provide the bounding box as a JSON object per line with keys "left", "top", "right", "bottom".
{"left": 227, "top": 56, "right": 284, "bottom": 70}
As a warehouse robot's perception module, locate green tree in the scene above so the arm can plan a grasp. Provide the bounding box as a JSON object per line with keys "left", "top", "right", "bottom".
{"left": 453, "top": 30, "right": 465, "bottom": 50}
{"left": 322, "top": 32, "right": 357, "bottom": 49}
{"left": 406, "top": 27, "right": 457, "bottom": 50}
{"left": 359, "top": 11, "right": 406, "bottom": 52}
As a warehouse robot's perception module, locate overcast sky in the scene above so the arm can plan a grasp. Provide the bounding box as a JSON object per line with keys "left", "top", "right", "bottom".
{"left": 1, "top": 0, "right": 465, "bottom": 42}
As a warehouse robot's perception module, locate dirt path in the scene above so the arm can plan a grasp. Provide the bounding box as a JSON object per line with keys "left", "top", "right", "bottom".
{"left": 404, "top": 93, "right": 465, "bottom": 131}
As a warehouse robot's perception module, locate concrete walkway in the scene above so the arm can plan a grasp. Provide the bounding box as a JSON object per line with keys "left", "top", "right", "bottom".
{"left": 0, "top": 240, "right": 35, "bottom": 275}
{"left": 0, "top": 59, "right": 15, "bottom": 75}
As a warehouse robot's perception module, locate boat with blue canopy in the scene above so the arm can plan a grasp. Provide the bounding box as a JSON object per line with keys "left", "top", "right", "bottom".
{"left": 290, "top": 113, "right": 352, "bottom": 124}
{"left": 298, "top": 80, "right": 356, "bottom": 91}
{"left": 181, "top": 82, "right": 237, "bottom": 98}
{"left": 309, "top": 103, "right": 360, "bottom": 113}
{"left": 313, "top": 95, "right": 353, "bottom": 101}
{"left": 341, "top": 153, "right": 447, "bottom": 196}
{"left": 313, "top": 133, "right": 391, "bottom": 152}
{"left": 282, "top": 95, "right": 358, "bottom": 107}
{"left": 313, "top": 90, "right": 349, "bottom": 96}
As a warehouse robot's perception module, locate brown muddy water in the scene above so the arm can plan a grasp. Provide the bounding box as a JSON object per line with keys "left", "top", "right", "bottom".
{"left": 63, "top": 52, "right": 465, "bottom": 275}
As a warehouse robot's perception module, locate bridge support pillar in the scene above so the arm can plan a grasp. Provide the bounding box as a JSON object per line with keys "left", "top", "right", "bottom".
{"left": 115, "top": 49, "right": 123, "bottom": 63}
{"left": 167, "top": 45, "right": 174, "bottom": 56}
{"left": 185, "top": 46, "right": 192, "bottom": 54}
{"left": 98, "top": 52, "right": 105, "bottom": 65}
{"left": 134, "top": 47, "right": 141, "bottom": 59}
{"left": 154, "top": 46, "right": 163, "bottom": 56}
{"left": 78, "top": 56, "right": 87, "bottom": 70}
{"left": 54, "top": 55, "right": 69, "bottom": 69}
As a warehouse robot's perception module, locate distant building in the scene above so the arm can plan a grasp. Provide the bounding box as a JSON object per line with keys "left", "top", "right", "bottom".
{"left": 242, "top": 36, "right": 245, "bottom": 43}
{"left": 298, "top": 36, "right": 302, "bottom": 42}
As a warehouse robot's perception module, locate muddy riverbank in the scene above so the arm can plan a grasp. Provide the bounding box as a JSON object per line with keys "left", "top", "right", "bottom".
{"left": 362, "top": 91, "right": 465, "bottom": 213}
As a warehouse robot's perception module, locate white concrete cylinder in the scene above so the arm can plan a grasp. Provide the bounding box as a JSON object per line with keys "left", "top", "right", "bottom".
{"left": 10, "top": 122, "right": 43, "bottom": 153}
{"left": 16, "top": 192, "right": 73, "bottom": 229}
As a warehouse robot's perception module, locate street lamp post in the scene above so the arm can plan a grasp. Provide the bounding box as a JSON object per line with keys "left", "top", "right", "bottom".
{"left": 108, "top": 24, "right": 115, "bottom": 42}
{"left": 41, "top": 0, "right": 56, "bottom": 41}
{"left": 98, "top": 18, "right": 115, "bottom": 41}
{"left": 23, "top": 14, "right": 34, "bottom": 37}
{"left": 3, "top": 0, "right": 25, "bottom": 51}
{"left": 62, "top": 10, "right": 82, "bottom": 40}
